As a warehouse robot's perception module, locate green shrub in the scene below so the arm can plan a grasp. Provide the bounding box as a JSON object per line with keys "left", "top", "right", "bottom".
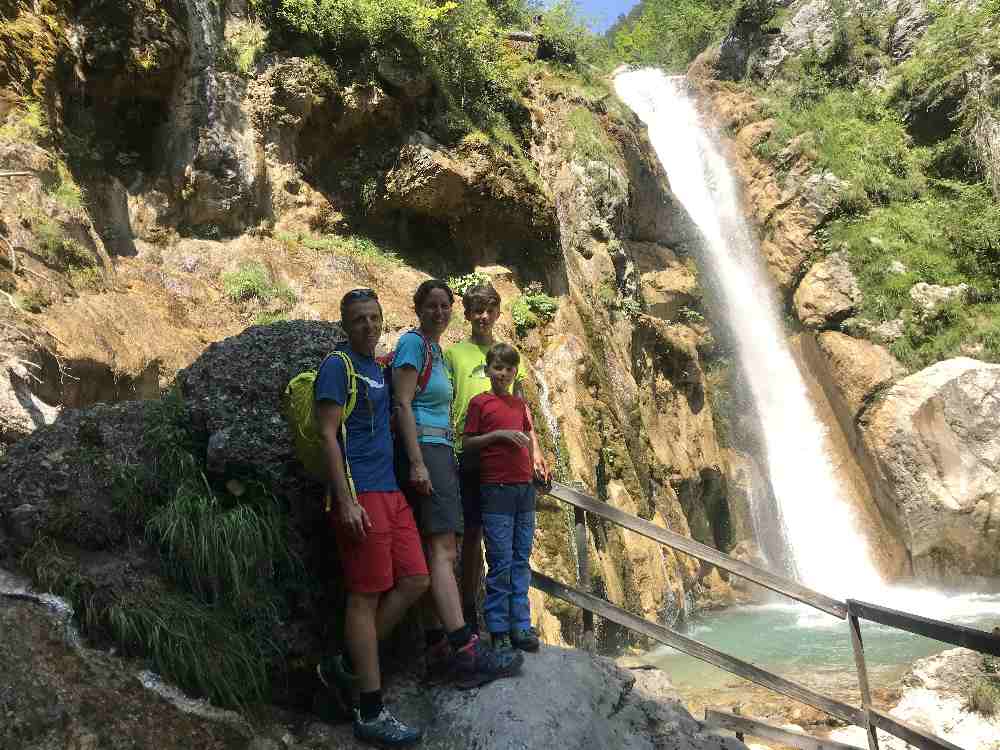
{"left": 218, "top": 21, "right": 269, "bottom": 75}
{"left": 511, "top": 285, "right": 558, "bottom": 335}
{"left": 447, "top": 270, "right": 493, "bottom": 296}
{"left": 274, "top": 0, "right": 512, "bottom": 124}
{"left": 613, "top": 0, "right": 736, "bottom": 72}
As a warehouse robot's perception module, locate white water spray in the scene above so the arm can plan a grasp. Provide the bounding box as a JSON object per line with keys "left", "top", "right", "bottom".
{"left": 615, "top": 70, "right": 882, "bottom": 599}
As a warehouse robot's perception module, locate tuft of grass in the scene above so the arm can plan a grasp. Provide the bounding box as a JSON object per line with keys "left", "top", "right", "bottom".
{"left": 968, "top": 654, "right": 1000, "bottom": 716}
{"left": 28, "top": 208, "right": 95, "bottom": 270}
{"left": 147, "top": 481, "right": 290, "bottom": 608}
{"left": 49, "top": 161, "right": 83, "bottom": 211}
{"left": 277, "top": 231, "right": 402, "bottom": 267}
{"left": 565, "top": 106, "right": 616, "bottom": 165}
{"left": 221, "top": 261, "right": 298, "bottom": 309}
{"left": 108, "top": 588, "right": 275, "bottom": 708}
{"left": 0, "top": 99, "right": 49, "bottom": 142}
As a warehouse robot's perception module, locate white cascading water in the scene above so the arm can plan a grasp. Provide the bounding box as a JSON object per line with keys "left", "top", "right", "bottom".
{"left": 614, "top": 69, "right": 882, "bottom": 600}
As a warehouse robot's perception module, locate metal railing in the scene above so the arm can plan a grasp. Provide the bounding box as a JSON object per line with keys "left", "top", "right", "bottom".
{"left": 532, "top": 481, "right": 1000, "bottom": 750}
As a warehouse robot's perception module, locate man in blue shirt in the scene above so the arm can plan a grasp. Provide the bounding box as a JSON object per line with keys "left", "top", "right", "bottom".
{"left": 314, "top": 288, "right": 429, "bottom": 747}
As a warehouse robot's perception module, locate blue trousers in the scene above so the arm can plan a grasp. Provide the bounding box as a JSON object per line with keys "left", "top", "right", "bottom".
{"left": 481, "top": 483, "right": 536, "bottom": 634}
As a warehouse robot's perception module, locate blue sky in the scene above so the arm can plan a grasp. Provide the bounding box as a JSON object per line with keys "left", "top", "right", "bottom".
{"left": 571, "top": 0, "right": 643, "bottom": 33}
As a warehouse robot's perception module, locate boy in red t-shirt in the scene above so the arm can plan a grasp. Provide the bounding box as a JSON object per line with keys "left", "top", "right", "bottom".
{"left": 462, "top": 343, "right": 540, "bottom": 653}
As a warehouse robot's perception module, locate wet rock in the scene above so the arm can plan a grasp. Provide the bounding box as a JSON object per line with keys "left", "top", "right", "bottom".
{"left": 861, "top": 357, "right": 1000, "bottom": 582}
{"left": 815, "top": 331, "right": 905, "bottom": 420}
{"left": 794, "top": 252, "right": 862, "bottom": 329}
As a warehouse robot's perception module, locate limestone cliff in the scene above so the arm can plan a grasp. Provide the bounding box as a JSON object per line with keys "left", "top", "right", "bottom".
{"left": 0, "top": 0, "right": 757, "bottom": 718}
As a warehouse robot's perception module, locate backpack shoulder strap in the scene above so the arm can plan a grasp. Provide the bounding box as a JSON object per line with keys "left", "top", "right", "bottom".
{"left": 325, "top": 350, "right": 358, "bottom": 423}
{"left": 414, "top": 329, "right": 434, "bottom": 394}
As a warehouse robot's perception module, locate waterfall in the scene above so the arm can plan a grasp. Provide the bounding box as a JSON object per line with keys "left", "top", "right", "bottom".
{"left": 615, "top": 70, "right": 882, "bottom": 599}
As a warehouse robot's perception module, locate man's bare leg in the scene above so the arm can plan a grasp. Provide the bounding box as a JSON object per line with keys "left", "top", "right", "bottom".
{"left": 375, "top": 574, "right": 429, "bottom": 640}
{"left": 426, "top": 532, "right": 464, "bottom": 632}
{"left": 344, "top": 592, "right": 381, "bottom": 692}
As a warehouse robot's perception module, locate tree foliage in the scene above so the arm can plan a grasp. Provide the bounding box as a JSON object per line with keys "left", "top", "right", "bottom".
{"left": 612, "top": 0, "right": 737, "bottom": 72}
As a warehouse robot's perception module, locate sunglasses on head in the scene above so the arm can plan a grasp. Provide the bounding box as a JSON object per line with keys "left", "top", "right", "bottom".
{"left": 345, "top": 288, "right": 378, "bottom": 301}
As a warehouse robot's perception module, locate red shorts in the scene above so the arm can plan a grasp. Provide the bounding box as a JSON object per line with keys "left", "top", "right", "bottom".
{"left": 332, "top": 490, "right": 429, "bottom": 593}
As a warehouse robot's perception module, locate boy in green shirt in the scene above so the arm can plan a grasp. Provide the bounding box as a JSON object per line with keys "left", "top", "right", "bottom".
{"left": 445, "top": 283, "right": 549, "bottom": 634}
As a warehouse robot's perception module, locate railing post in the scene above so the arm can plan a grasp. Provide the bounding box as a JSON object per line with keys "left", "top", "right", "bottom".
{"left": 574, "top": 507, "right": 595, "bottom": 652}
{"left": 848, "top": 610, "right": 880, "bottom": 750}
{"left": 733, "top": 704, "right": 744, "bottom": 743}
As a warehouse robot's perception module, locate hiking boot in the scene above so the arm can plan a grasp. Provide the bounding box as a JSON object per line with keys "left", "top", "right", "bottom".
{"left": 453, "top": 633, "right": 523, "bottom": 689}
{"left": 317, "top": 653, "right": 357, "bottom": 717}
{"left": 423, "top": 637, "right": 454, "bottom": 684}
{"left": 510, "top": 626, "right": 540, "bottom": 652}
{"left": 491, "top": 632, "right": 514, "bottom": 652}
{"left": 353, "top": 707, "right": 423, "bottom": 747}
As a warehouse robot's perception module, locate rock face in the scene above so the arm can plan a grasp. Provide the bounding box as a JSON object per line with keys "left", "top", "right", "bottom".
{"left": 815, "top": 331, "right": 905, "bottom": 421}
{"left": 415, "top": 649, "right": 746, "bottom": 750}
{"left": 861, "top": 358, "right": 1000, "bottom": 582}
{"left": 793, "top": 252, "right": 862, "bottom": 329}
{"left": 0, "top": 576, "right": 249, "bottom": 750}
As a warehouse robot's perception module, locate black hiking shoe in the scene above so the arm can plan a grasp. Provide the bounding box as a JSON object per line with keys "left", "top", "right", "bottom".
{"left": 510, "top": 626, "right": 540, "bottom": 652}
{"left": 353, "top": 707, "right": 423, "bottom": 747}
{"left": 452, "top": 633, "right": 523, "bottom": 689}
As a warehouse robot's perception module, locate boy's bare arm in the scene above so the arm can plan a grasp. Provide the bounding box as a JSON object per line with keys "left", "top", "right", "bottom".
{"left": 514, "top": 382, "right": 549, "bottom": 480}
{"left": 464, "top": 429, "right": 529, "bottom": 452}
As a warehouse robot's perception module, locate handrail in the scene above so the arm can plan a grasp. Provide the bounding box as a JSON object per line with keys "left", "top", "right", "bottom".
{"left": 703, "top": 709, "right": 864, "bottom": 750}
{"left": 549, "top": 481, "right": 847, "bottom": 618}
{"left": 847, "top": 600, "right": 1000, "bottom": 657}
{"left": 530, "top": 570, "right": 865, "bottom": 725}
{"left": 538, "top": 481, "right": 1000, "bottom": 750}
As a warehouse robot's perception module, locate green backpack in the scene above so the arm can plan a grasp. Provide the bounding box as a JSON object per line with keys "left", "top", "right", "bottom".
{"left": 282, "top": 350, "right": 360, "bottom": 504}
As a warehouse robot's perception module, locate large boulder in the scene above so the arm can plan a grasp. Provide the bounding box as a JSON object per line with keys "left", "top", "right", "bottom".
{"left": 178, "top": 320, "right": 345, "bottom": 484}
{"left": 793, "top": 252, "right": 862, "bottom": 329}
{"left": 861, "top": 358, "right": 1000, "bottom": 582}
{"left": 310, "top": 648, "right": 747, "bottom": 750}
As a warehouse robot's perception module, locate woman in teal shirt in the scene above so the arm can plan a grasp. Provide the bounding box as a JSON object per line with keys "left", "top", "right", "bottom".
{"left": 393, "top": 279, "right": 522, "bottom": 688}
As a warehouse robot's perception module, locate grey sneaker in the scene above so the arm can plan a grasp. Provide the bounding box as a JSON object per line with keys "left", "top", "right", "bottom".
{"left": 353, "top": 707, "right": 423, "bottom": 746}
{"left": 511, "top": 626, "right": 540, "bottom": 652}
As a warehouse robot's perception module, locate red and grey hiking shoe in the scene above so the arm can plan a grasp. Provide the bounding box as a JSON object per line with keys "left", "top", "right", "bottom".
{"left": 452, "top": 633, "right": 523, "bottom": 689}
{"left": 424, "top": 638, "right": 454, "bottom": 684}
{"left": 353, "top": 707, "right": 423, "bottom": 747}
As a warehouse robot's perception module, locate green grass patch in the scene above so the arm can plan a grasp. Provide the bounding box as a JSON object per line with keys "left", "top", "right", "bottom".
{"left": 823, "top": 179, "right": 1000, "bottom": 368}
{"left": 221, "top": 261, "right": 298, "bottom": 308}
{"left": 277, "top": 231, "right": 402, "bottom": 266}
{"left": 27, "top": 208, "right": 95, "bottom": 270}
{"left": 759, "top": 86, "right": 926, "bottom": 212}
{"left": 49, "top": 160, "right": 83, "bottom": 211}
{"left": 565, "top": 106, "right": 616, "bottom": 164}
{"left": 0, "top": 99, "right": 49, "bottom": 142}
